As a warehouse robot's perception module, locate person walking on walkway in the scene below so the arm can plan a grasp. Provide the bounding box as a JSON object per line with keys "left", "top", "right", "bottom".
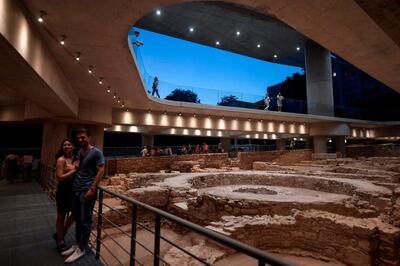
{"left": 151, "top": 77, "right": 160, "bottom": 98}
{"left": 54, "top": 139, "right": 77, "bottom": 254}
{"left": 277, "top": 92, "right": 284, "bottom": 112}
{"left": 264, "top": 93, "right": 271, "bottom": 111}
{"left": 62, "top": 129, "right": 105, "bottom": 263}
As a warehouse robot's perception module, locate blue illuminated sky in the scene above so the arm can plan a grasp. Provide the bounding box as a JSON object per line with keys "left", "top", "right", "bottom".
{"left": 132, "top": 28, "right": 303, "bottom": 104}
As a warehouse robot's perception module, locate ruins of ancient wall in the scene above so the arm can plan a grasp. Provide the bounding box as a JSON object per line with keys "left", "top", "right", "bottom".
{"left": 346, "top": 144, "right": 400, "bottom": 158}
{"left": 207, "top": 211, "right": 400, "bottom": 266}
{"left": 237, "top": 149, "right": 312, "bottom": 169}
{"left": 106, "top": 153, "right": 230, "bottom": 174}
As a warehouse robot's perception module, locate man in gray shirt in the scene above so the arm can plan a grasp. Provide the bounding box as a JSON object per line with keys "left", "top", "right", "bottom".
{"left": 62, "top": 128, "right": 105, "bottom": 263}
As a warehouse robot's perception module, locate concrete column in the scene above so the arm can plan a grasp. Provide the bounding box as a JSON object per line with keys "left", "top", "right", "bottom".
{"left": 276, "top": 139, "right": 286, "bottom": 150}
{"left": 334, "top": 136, "right": 346, "bottom": 157}
{"left": 87, "top": 125, "right": 104, "bottom": 151}
{"left": 41, "top": 120, "right": 69, "bottom": 166}
{"left": 141, "top": 134, "right": 154, "bottom": 147}
{"left": 305, "top": 40, "right": 334, "bottom": 116}
{"left": 221, "top": 138, "right": 231, "bottom": 152}
{"left": 313, "top": 136, "right": 328, "bottom": 153}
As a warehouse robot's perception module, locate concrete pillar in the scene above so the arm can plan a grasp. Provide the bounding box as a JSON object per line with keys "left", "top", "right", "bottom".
{"left": 305, "top": 40, "right": 334, "bottom": 116}
{"left": 276, "top": 139, "right": 286, "bottom": 150}
{"left": 86, "top": 125, "right": 104, "bottom": 151}
{"left": 313, "top": 136, "right": 328, "bottom": 153}
{"left": 221, "top": 138, "right": 231, "bottom": 152}
{"left": 141, "top": 134, "right": 154, "bottom": 147}
{"left": 41, "top": 120, "right": 69, "bottom": 166}
{"left": 334, "top": 136, "right": 346, "bottom": 157}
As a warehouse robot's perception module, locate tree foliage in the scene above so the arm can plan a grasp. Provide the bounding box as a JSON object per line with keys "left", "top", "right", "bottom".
{"left": 217, "top": 95, "right": 239, "bottom": 106}
{"left": 165, "top": 89, "right": 200, "bottom": 103}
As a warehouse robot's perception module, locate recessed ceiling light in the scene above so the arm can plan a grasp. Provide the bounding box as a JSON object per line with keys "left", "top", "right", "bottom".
{"left": 273, "top": 54, "right": 278, "bottom": 58}
{"left": 88, "top": 66, "right": 93, "bottom": 74}
{"left": 216, "top": 41, "right": 220, "bottom": 46}
{"left": 113, "top": 93, "right": 116, "bottom": 99}
{"left": 106, "top": 86, "right": 111, "bottom": 93}
{"left": 156, "top": 10, "right": 161, "bottom": 15}
{"left": 236, "top": 31, "right": 241, "bottom": 36}
{"left": 189, "top": 27, "right": 194, "bottom": 32}
{"left": 296, "top": 47, "right": 300, "bottom": 51}
{"left": 75, "top": 52, "right": 81, "bottom": 61}
{"left": 333, "top": 72, "right": 337, "bottom": 77}
{"left": 257, "top": 44, "right": 261, "bottom": 48}
{"left": 98, "top": 77, "right": 103, "bottom": 84}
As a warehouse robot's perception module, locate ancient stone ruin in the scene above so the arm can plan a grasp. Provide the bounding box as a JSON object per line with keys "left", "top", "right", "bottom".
{"left": 96, "top": 154, "right": 400, "bottom": 265}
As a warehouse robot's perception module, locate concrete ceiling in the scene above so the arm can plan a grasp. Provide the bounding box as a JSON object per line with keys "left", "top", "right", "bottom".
{"left": 135, "top": 1, "right": 308, "bottom": 67}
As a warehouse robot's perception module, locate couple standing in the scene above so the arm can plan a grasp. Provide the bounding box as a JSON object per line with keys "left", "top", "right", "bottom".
{"left": 54, "top": 128, "right": 105, "bottom": 263}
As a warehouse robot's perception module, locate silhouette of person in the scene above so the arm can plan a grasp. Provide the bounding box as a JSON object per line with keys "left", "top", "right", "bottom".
{"left": 152, "top": 77, "right": 160, "bottom": 98}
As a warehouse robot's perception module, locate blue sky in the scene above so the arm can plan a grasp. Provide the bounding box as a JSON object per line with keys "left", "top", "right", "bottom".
{"left": 131, "top": 28, "right": 302, "bottom": 104}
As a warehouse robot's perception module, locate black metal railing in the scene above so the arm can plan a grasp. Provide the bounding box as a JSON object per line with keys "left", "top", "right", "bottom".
{"left": 95, "top": 186, "right": 294, "bottom": 266}
{"left": 39, "top": 163, "right": 57, "bottom": 200}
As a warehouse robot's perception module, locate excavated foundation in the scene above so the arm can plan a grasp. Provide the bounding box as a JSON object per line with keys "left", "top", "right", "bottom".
{"left": 96, "top": 156, "right": 400, "bottom": 266}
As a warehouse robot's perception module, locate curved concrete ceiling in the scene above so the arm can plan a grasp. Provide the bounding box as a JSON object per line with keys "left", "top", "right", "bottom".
{"left": 12, "top": 0, "right": 400, "bottom": 123}
{"left": 135, "top": 1, "right": 308, "bottom": 67}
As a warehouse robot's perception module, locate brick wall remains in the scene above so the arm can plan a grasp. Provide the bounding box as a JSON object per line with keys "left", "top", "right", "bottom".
{"left": 237, "top": 149, "right": 312, "bottom": 169}
{"left": 346, "top": 144, "right": 400, "bottom": 158}
{"left": 106, "top": 153, "right": 230, "bottom": 174}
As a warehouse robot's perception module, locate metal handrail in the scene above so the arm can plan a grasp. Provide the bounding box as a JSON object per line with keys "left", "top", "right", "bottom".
{"left": 96, "top": 186, "right": 295, "bottom": 266}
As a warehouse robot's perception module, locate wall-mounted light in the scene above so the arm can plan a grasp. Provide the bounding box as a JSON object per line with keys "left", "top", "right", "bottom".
{"left": 38, "top": 11, "right": 46, "bottom": 23}
{"left": 60, "top": 35, "right": 66, "bottom": 45}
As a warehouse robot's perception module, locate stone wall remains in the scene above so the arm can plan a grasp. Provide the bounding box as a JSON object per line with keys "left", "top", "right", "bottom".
{"left": 346, "top": 144, "right": 400, "bottom": 158}
{"left": 106, "top": 153, "right": 230, "bottom": 174}
{"left": 207, "top": 210, "right": 400, "bottom": 266}
{"left": 237, "top": 149, "right": 312, "bottom": 169}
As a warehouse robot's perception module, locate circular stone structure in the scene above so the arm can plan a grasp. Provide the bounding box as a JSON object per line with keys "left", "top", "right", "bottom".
{"left": 197, "top": 185, "right": 350, "bottom": 203}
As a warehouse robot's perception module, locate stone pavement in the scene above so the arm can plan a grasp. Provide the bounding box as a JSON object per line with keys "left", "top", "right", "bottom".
{"left": 0, "top": 178, "right": 102, "bottom": 266}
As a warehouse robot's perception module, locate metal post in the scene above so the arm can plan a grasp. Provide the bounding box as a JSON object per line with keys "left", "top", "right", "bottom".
{"left": 130, "top": 205, "right": 138, "bottom": 266}
{"left": 95, "top": 189, "right": 104, "bottom": 260}
{"left": 154, "top": 214, "right": 161, "bottom": 266}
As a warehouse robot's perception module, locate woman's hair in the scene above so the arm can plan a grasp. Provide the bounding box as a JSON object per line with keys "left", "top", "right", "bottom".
{"left": 54, "top": 138, "right": 73, "bottom": 160}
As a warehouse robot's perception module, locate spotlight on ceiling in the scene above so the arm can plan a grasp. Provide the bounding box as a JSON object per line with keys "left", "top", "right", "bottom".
{"left": 38, "top": 11, "right": 46, "bottom": 23}
{"left": 296, "top": 47, "right": 300, "bottom": 51}
{"left": 88, "top": 66, "right": 93, "bottom": 74}
{"left": 106, "top": 86, "right": 111, "bottom": 93}
{"left": 236, "top": 31, "right": 241, "bottom": 36}
{"left": 113, "top": 93, "right": 117, "bottom": 99}
{"left": 125, "top": 108, "right": 129, "bottom": 112}
{"left": 122, "top": 102, "right": 125, "bottom": 107}
{"left": 156, "top": 10, "right": 161, "bottom": 16}
{"left": 179, "top": 113, "right": 182, "bottom": 116}
{"left": 75, "top": 52, "right": 81, "bottom": 61}
{"left": 117, "top": 98, "right": 121, "bottom": 103}
{"left": 257, "top": 44, "right": 261, "bottom": 48}
{"left": 98, "top": 77, "right": 103, "bottom": 85}
{"left": 189, "top": 27, "right": 194, "bottom": 32}
{"left": 273, "top": 54, "right": 278, "bottom": 58}
{"left": 215, "top": 41, "right": 220, "bottom": 46}
{"left": 60, "top": 35, "right": 66, "bottom": 45}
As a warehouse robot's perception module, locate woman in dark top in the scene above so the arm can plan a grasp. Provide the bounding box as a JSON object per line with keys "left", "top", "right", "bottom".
{"left": 54, "top": 139, "right": 77, "bottom": 253}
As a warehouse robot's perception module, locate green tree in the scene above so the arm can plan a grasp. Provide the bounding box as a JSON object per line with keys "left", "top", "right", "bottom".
{"left": 165, "top": 89, "right": 200, "bottom": 103}
{"left": 218, "top": 95, "right": 239, "bottom": 106}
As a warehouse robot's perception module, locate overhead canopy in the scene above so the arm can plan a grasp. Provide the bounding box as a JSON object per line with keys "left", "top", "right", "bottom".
{"left": 135, "top": 1, "right": 308, "bottom": 67}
